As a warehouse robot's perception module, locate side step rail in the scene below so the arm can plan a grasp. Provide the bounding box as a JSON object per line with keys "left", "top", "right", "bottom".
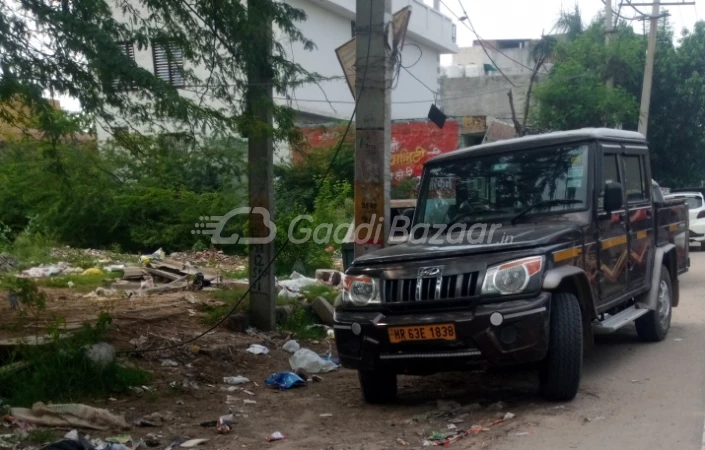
{"left": 592, "top": 305, "right": 649, "bottom": 334}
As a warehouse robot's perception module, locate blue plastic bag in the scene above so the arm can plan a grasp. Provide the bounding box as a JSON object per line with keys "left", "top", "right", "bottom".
{"left": 319, "top": 353, "right": 340, "bottom": 366}
{"left": 265, "top": 372, "right": 307, "bottom": 390}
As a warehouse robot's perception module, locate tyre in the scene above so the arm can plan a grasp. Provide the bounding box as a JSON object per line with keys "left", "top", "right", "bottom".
{"left": 539, "top": 292, "right": 583, "bottom": 402}
{"left": 635, "top": 265, "right": 672, "bottom": 342}
{"left": 358, "top": 369, "right": 397, "bottom": 404}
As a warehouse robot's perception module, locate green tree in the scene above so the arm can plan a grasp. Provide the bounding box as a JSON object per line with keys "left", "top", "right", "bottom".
{"left": 0, "top": 0, "right": 320, "bottom": 140}
{"left": 532, "top": 19, "right": 642, "bottom": 131}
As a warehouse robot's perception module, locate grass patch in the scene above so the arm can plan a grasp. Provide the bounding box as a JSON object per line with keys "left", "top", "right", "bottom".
{"left": 0, "top": 312, "right": 151, "bottom": 407}
{"left": 278, "top": 306, "right": 327, "bottom": 340}
{"left": 203, "top": 288, "right": 249, "bottom": 325}
{"left": 26, "top": 429, "right": 58, "bottom": 444}
{"left": 300, "top": 284, "right": 338, "bottom": 304}
{"left": 35, "top": 272, "right": 123, "bottom": 292}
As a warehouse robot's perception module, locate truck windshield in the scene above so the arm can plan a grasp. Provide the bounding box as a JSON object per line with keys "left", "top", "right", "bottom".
{"left": 417, "top": 144, "right": 589, "bottom": 227}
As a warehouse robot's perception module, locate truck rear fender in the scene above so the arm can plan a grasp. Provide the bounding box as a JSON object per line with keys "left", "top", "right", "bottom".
{"left": 639, "top": 243, "right": 679, "bottom": 310}
{"left": 542, "top": 265, "right": 597, "bottom": 351}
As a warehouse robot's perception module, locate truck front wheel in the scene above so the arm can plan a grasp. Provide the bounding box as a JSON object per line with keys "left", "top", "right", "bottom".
{"left": 635, "top": 265, "right": 672, "bottom": 342}
{"left": 358, "top": 370, "right": 397, "bottom": 404}
{"left": 539, "top": 292, "right": 583, "bottom": 401}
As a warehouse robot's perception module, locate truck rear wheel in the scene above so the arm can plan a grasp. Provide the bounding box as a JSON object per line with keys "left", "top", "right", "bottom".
{"left": 358, "top": 370, "right": 397, "bottom": 404}
{"left": 539, "top": 292, "right": 583, "bottom": 401}
{"left": 635, "top": 266, "right": 672, "bottom": 342}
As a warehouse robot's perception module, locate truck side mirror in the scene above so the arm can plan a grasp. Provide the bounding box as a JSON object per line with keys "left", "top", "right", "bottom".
{"left": 604, "top": 181, "right": 623, "bottom": 212}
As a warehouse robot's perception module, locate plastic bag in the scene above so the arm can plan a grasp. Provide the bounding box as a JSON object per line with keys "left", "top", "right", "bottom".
{"left": 246, "top": 344, "right": 269, "bottom": 355}
{"left": 282, "top": 340, "right": 300, "bottom": 353}
{"left": 223, "top": 376, "right": 249, "bottom": 385}
{"left": 289, "top": 348, "right": 339, "bottom": 374}
{"left": 265, "top": 372, "right": 307, "bottom": 390}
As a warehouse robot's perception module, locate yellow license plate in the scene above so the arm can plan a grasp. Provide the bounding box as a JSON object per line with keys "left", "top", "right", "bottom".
{"left": 388, "top": 324, "right": 457, "bottom": 344}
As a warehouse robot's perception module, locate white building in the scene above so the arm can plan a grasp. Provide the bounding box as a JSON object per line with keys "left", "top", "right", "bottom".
{"left": 96, "top": 0, "right": 458, "bottom": 145}
{"left": 448, "top": 39, "right": 539, "bottom": 78}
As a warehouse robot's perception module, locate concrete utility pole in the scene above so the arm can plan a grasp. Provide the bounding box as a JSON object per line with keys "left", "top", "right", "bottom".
{"left": 354, "top": 0, "right": 392, "bottom": 258}
{"left": 247, "top": 0, "right": 276, "bottom": 330}
{"left": 605, "top": 0, "right": 614, "bottom": 89}
{"left": 637, "top": 0, "right": 659, "bottom": 136}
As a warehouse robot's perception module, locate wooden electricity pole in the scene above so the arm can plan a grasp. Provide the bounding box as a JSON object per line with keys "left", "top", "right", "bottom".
{"left": 354, "top": 0, "right": 392, "bottom": 258}
{"left": 247, "top": 0, "right": 276, "bottom": 330}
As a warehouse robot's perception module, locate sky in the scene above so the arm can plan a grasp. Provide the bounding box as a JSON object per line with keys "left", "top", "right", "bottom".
{"left": 55, "top": 0, "right": 703, "bottom": 112}
{"left": 427, "top": 0, "right": 702, "bottom": 65}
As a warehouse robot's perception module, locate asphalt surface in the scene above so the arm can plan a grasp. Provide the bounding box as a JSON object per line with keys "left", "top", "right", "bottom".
{"left": 494, "top": 249, "right": 705, "bottom": 450}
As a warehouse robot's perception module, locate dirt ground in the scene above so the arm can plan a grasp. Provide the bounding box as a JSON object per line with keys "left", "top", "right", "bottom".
{"left": 0, "top": 287, "right": 553, "bottom": 450}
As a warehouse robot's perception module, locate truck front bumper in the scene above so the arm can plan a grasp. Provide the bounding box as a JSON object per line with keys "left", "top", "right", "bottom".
{"left": 334, "top": 293, "right": 551, "bottom": 375}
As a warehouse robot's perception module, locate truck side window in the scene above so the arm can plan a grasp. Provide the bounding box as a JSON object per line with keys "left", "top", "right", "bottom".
{"left": 598, "top": 153, "right": 620, "bottom": 210}
{"left": 623, "top": 155, "right": 648, "bottom": 204}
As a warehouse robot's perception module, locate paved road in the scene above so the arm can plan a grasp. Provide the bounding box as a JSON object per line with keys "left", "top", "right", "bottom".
{"left": 494, "top": 250, "right": 705, "bottom": 450}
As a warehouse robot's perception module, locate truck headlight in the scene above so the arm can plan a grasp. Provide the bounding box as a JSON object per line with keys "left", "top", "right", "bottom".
{"left": 481, "top": 256, "right": 544, "bottom": 296}
{"left": 342, "top": 275, "right": 381, "bottom": 306}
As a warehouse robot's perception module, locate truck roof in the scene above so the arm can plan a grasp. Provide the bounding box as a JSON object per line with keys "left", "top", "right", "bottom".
{"left": 429, "top": 128, "right": 647, "bottom": 164}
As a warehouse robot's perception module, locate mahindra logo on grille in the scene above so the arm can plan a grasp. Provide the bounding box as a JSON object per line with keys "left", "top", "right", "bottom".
{"left": 418, "top": 266, "right": 443, "bottom": 278}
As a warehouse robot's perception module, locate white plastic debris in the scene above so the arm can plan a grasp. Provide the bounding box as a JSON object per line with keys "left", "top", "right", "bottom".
{"left": 85, "top": 342, "right": 116, "bottom": 368}
{"left": 503, "top": 412, "right": 515, "bottom": 420}
{"left": 20, "top": 265, "right": 64, "bottom": 278}
{"left": 277, "top": 273, "right": 319, "bottom": 297}
{"left": 243, "top": 399, "right": 256, "bottom": 405}
{"left": 289, "top": 348, "right": 338, "bottom": 374}
{"left": 282, "top": 340, "right": 300, "bottom": 353}
{"left": 105, "top": 265, "right": 126, "bottom": 272}
{"left": 161, "top": 359, "right": 179, "bottom": 367}
{"left": 223, "top": 376, "right": 250, "bottom": 385}
{"left": 64, "top": 430, "right": 80, "bottom": 441}
{"left": 179, "top": 439, "right": 208, "bottom": 448}
{"left": 246, "top": 344, "right": 269, "bottom": 355}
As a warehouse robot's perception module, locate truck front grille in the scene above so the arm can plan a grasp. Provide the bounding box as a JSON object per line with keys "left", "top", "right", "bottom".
{"left": 383, "top": 272, "right": 479, "bottom": 303}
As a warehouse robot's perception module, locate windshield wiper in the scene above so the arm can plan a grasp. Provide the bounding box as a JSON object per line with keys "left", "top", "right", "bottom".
{"left": 510, "top": 199, "right": 583, "bottom": 225}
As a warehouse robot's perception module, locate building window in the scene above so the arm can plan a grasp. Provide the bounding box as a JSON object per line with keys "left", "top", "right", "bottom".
{"left": 452, "top": 24, "right": 457, "bottom": 43}
{"left": 351, "top": 21, "right": 356, "bottom": 38}
{"left": 115, "top": 41, "right": 136, "bottom": 91}
{"left": 152, "top": 41, "right": 185, "bottom": 87}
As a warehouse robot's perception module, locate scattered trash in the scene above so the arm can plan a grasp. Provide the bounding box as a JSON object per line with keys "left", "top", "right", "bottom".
{"left": 161, "top": 359, "right": 179, "bottom": 367}
{"left": 289, "top": 348, "right": 339, "bottom": 373}
{"left": 140, "top": 248, "right": 166, "bottom": 264}
{"left": 266, "top": 432, "right": 287, "bottom": 442}
{"left": 282, "top": 340, "right": 300, "bottom": 354}
{"left": 20, "top": 265, "right": 65, "bottom": 278}
{"left": 179, "top": 439, "right": 208, "bottom": 448}
{"left": 312, "top": 375, "right": 323, "bottom": 382}
{"left": 81, "top": 268, "right": 104, "bottom": 276}
{"left": 129, "top": 335, "right": 149, "bottom": 348}
{"left": 106, "top": 435, "right": 133, "bottom": 444}
{"left": 223, "top": 376, "right": 249, "bottom": 385}
{"left": 68, "top": 281, "right": 75, "bottom": 289}
{"left": 503, "top": 412, "right": 515, "bottom": 420}
{"left": 105, "top": 265, "right": 126, "bottom": 272}
{"left": 265, "top": 372, "right": 307, "bottom": 390}
{"left": 144, "top": 434, "right": 160, "bottom": 447}
{"left": 277, "top": 273, "right": 318, "bottom": 297}
{"left": 243, "top": 390, "right": 255, "bottom": 396}
{"left": 217, "top": 414, "right": 235, "bottom": 434}
{"left": 446, "top": 424, "right": 457, "bottom": 430}
{"left": 319, "top": 413, "right": 333, "bottom": 418}
{"left": 584, "top": 416, "right": 606, "bottom": 423}
{"left": 246, "top": 344, "right": 269, "bottom": 355}
{"left": 469, "top": 425, "right": 489, "bottom": 434}
{"left": 515, "top": 432, "right": 530, "bottom": 436}
{"left": 396, "top": 438, "right": 409, "bottom": 446}
{"left": 9, "top": 402, "right": 129, "bottom": 430}
{"left": 243, "top": 399, "right": 256, "bottom": 405}
{"left": 674, "top": 338, "right": 683, "bottom": 342}
{"left": 423, "top": 429, "right": 469, "bottom": 446}
{"left": 630, "top": 379, "right": 640, "bottom": 383}
{"left": 225, "top": 396, "right": 238, "bottom": 405}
